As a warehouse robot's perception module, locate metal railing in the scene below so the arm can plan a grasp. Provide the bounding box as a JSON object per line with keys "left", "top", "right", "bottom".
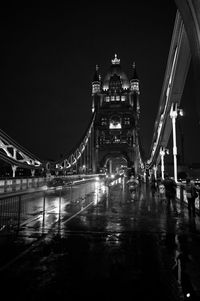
{"left": 0, "top": 189, "right": 46, "bottom": 232}
{"left": 0, "top": 176, "right": 105, "bottom": 233}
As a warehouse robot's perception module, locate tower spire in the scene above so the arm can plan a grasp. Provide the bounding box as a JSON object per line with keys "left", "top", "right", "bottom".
{"left": 130, "top": 61, "right": 139, "bottom": 93}
{"left": 131, "top": 61, "right": 139, "bottom": 81}
{"left": 93, "top": 64, "right": 100, "bottom": 82}
{"left": 111, "top": 54, "right": 120, "bottom": 65}
{"left": 92, "top": 64, "right": 101, "bottom": 111}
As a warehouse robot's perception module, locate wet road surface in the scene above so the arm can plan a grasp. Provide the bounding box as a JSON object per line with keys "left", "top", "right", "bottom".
{"left": 0, "top": 179, "right": 200, "bottom": 300}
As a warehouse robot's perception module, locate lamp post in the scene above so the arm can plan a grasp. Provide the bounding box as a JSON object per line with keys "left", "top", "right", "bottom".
{"left": 153, "top": 165, "right": 158, "bottom": 180}
{"left": 177, "top": 116, "right": 185, "bottom": 165}
{"left": 170, "top": 103, "right": 183, "bottom": 182}
{"left": 160, "top": 147, "right": 169, "bottom": 180}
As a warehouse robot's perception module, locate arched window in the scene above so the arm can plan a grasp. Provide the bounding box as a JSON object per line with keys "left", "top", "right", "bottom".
{"left": 109, "top": 115, "right": 122, "bottom": 129}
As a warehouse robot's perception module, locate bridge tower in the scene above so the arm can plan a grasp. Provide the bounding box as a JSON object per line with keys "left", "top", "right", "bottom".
{"left": 91, "top": 55, "right": 140, "bottom": 175}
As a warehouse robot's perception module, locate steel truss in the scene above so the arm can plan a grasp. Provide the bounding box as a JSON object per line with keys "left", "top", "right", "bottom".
{"left": 53, "top": 113, "right": 95, "bottom": 173}
{"left": 0, "top": 128, "right": 42, "bottom": 169}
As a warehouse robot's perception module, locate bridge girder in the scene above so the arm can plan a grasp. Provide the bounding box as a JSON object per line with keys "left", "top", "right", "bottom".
{"left": 52, "top": 113, "right": 96, "bottom": 174}
{"left": 0, "top": 129, "right": 43, "bottom": 170}
{"left": 147, "top": 11, "right": 191, "bottom": 168}
{"left": 175, "top": 0, "right": 200, "bottom": 123}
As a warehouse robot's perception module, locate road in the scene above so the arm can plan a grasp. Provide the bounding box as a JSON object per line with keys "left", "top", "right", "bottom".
{"left": 0, "top": 177, "right": 200, "bottom": 300}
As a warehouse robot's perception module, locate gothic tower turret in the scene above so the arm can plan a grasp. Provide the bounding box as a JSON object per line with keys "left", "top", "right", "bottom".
{"left": 92, "top": 65, "right": 101, "bottom": 113}
{"left": 130, "top": 62, "right": 140, "bottom": 117}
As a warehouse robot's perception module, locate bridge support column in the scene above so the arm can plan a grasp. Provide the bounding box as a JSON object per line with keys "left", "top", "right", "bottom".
{"left": 31, "top": 169, "right": 35, "bottom": 177}
{"left": 12, "top": 165, "right": 17, "bottom": 178}
{"left": 153, "top": 165, "right": 158, "bottom": 180}
{"left": 91, "top": 127, "right": 97, "bottom": 173}
{"left": 170, "top": 103, "right": 183, "bottom": 182}
{"left": 160, "top": 147, "right": 169, "bottom": 180}
{"left": 109, "top": 160, "right": 112, "bottom": 174}
{"left": 160, "top": 151, "right": 165, "bottom": 180}
{"left": 170, "top": 104, "right": 178, "bottom": 182}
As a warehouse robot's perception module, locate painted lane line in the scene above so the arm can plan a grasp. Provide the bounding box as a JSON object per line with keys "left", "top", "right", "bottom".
{"left": 20, "top": 200, "right": 71, "bottom": 227}
{"left": 62, "top": 199, "right": 95, "bottom": 225}
{"left": 0, "top": 195, "right": 98, "bottom": 272}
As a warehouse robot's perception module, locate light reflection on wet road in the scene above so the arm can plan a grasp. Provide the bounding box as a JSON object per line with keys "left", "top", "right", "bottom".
{"left": 0, "top": 178, "right": 200, "bottom": 300}
{"left": 0, "top": 180, "right": 106, "bottom": 263}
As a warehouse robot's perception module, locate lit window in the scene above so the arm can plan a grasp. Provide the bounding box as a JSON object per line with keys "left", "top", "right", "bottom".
{"left": 109, "top": 116, "right": 122, "bottom": 129}
{"left": 105, "top": 96, "right": 110, "bottom": 102}
{"left": 124, "top": 117, "right": 130, "bottom": 125}
{"left": 121, "top": 96, "right": 125, "bottom": 101}
{"left": 101, "top": 117, "right": 107, "bottom": 126}
{"left": 113, "top": 136, "right": 121, "bottom": 143}
{"left": 110, "top": 122, "right": 121, "bottom": 129}
{"left": 131, "top": 82, "right": 139, "bottom": 91}
{"left": 93, "top": 84, "right": 100, "bottom": 93}
{"left": 111, "top": 96, "right": 115, "bottom": 101}
{"left": 116, "top": 95, "right": 120, "bottom": 101}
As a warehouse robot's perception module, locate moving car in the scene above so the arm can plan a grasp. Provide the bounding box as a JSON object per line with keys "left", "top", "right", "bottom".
{"left": 47, "top": 177, "right": 65, "bottom": 187}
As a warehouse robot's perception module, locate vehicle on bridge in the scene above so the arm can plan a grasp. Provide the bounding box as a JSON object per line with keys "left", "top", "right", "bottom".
{"left": 47, "top": 177, "right": 65, "bottom": 188}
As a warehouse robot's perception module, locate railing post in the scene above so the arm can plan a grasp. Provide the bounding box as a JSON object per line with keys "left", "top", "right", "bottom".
{"left": 13, "top": 178, "right": 16, "bottom": 192}
{"left": 17, "top": 195, "right": 21, "bottom": 231}
{"left": 31, "top": 169, "right": 35, "bottom": 177}
{"left": 42, "top": 191, "right": 46, "bottom": 229}
{"left": 43, "top": 191, "right": 46, "bottom": 213}
{"left": 58, "top": 188, "right": 62, "bottom": 224}
{"left": 180, "top": 183, "right": 184, "bottom": 202}
{"left": 12, "top": 165, "right": 17, "bottom": 178}
{"left": 4, "top": 179, "right": 7, "bottom": 193}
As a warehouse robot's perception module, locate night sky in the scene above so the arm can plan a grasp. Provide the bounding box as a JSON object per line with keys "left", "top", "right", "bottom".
{"left": 1, "top": 2, "right": 199, "bottom": 164}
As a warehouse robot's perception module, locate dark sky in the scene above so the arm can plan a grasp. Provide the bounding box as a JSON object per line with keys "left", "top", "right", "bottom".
{"left": 1, "top": 1, "right": 197, "bottom": 164}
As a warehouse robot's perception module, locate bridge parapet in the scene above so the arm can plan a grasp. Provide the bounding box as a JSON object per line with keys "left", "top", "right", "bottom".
{"left": 0, "top": 177, "right": 46, "bottom": 194}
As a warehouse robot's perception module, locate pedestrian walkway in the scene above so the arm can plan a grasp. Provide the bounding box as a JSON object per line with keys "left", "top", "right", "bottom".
{"left": 0, "top": 181, "right": 199, "bottom": 300}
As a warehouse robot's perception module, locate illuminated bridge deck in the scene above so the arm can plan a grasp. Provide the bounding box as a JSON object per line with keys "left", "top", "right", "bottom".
{"left": 0, "top": 180, "right": 200, "bottom": 301}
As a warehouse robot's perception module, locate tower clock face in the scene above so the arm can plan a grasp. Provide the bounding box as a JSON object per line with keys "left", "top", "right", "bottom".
{"left": 109, "top": 115, "right": 121, "bottom": 129}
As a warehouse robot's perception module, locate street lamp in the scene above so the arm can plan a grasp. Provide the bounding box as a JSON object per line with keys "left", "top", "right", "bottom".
{"left": 153, "top": 165, "right": 158, "bottom": 180}
{"left": 170, "top": 103, "right": 183, "bottom": 182}
{"left": 177, "top": 111, "right": 185, "bottom": 165}
{"left": 82, "top": 164, "right": 86, "bottom": 173}
{"left": 160, "top": 147, "right": 169, "bottom": 180}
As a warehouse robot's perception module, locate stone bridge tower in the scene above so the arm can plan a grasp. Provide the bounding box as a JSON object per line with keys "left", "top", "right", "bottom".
{"left": 91, "top": 55, "right": 140, "bottom": 176}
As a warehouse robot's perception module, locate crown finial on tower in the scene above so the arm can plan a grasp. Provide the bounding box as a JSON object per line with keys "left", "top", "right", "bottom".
{"left": 92, "top": 64, "right": 100, "bottom": 82}
{"left": 111, "top": 54, "right": 120, "bottom": 65}
{"left": 131, "top": 61, "right": 139, "bottom": 81}
{"left": 130, "top": 61, "right": 139, "bottom": 93}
